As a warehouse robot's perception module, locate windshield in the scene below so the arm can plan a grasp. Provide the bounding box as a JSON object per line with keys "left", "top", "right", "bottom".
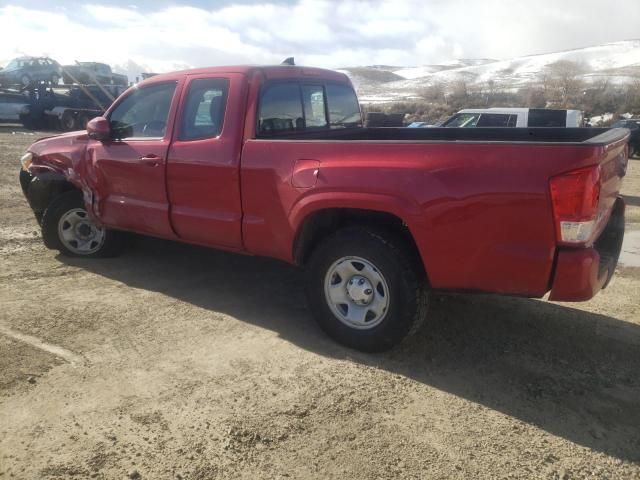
{"left": 5, "top": 59, "right": 22, "bottom": 70}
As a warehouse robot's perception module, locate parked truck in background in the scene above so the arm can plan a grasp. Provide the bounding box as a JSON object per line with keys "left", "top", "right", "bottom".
{"left": 0, "top": 57, "right": 127, "bottom": 131}
{"left": 62, "top": 62, "right": 128, "bottom": 86}
{"left": 611, "top": 118, "right": 640, "bottom": 157}
{"left": 6, "top": 83, "right": 126, "bottom": 131}
{"left": 18, "top": 64, "right": 628, "bottom": 352}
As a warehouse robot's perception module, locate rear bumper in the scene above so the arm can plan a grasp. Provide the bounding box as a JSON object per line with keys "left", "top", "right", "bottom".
{"left": 549, "top": 198, "right": 625, "bottom": 301}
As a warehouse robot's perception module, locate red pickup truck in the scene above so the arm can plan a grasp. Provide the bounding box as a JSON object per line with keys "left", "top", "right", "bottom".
{"left": 19, "top": 64, "right": 629, "bottom": 352}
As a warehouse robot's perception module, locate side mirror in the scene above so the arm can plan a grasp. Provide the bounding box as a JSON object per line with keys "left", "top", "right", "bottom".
{"left": 87, "top": 116, "right": 110, "bottom": 141}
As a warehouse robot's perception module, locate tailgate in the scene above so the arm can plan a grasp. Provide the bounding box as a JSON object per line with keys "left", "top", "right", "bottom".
{"left": 588, "top": 128, "right": 630, "bottom": 242}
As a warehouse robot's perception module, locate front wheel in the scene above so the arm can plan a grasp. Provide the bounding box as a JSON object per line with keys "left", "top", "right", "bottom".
{"left": 305, "top": 227, "right": 429, "bottom": 352}
{"left": 41, "top": 190, "right": 124, "bottom": 257}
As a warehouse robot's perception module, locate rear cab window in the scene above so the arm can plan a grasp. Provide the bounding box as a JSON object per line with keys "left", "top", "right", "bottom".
{"left": 257, "top": 81, "right": 361, "bottom": 137}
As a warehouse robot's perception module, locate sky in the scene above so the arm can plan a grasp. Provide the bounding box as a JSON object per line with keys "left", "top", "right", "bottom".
{"left": 0, "top": 0, "right": 639, "bottom": 76}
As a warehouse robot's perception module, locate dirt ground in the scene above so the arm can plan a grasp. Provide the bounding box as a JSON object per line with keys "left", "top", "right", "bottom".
{"left": 0, "top": 125, "right": 639, "bottom": 480}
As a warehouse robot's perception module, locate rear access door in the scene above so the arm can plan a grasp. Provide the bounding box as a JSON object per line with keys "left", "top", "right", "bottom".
{"left": 165, "top": 73, "right": 247, "bottom": 249}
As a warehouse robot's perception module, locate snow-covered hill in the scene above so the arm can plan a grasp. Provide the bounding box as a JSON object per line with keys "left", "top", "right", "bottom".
{"left": 346, "top": 40, "right": 640, "bottom": 103}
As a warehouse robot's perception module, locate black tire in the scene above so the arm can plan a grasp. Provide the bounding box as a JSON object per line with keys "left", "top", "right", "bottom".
{"left": 41, "top": 190, "right": 124, "bottom": 258}
{"left": 19, "top": 113, "right": 44, "bottom": 130}
{"left": 76, "top": 113, "right": 90, "bottom": 131}
{"left": 60, "top": 111, "right": 76, "bottom": 131}
{"left": 305, "top": 227, "right": 429, "bottom": 352}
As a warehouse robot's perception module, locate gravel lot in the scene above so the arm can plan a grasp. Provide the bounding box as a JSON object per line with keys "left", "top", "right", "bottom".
{"left": 1, "top": 126, "right": 639, "bottom": 479}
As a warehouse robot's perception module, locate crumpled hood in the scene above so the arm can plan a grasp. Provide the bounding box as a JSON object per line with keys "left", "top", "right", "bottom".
{"left": 28, "top": 130, "right": 89, "bottom": 175}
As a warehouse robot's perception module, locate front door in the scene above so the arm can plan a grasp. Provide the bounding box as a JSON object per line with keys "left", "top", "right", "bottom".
{"left": 88, "top": 80, "right": 180, "bottom": 238}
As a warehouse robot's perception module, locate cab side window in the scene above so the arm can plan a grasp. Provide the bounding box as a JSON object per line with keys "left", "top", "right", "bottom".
{"left": 444, "top": 113, "right": 481, "bottom": 128}
{"left": 179, "top": 78, "right": 229, "bottom": 141}
{"left": 326, "top": 84, "right": 362, "bottom": 128}
{"left": 477, "top": 113, "right": 515, "bottom": 127}
{"left": 258, "top": 82, "right": 361, "bottom": 136}
{"left": 258, "top": 83, "right": 304, "bottom": 135}
{"left": 109, "top": 82, "right": 177, "bottom": 139}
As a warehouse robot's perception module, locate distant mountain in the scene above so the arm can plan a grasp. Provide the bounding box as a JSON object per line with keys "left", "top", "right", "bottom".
{"left": 345, "top": 40, "right": 640, "bottom": 103}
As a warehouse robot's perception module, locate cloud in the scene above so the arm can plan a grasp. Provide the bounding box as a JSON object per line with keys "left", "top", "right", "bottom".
{"left": 0, "top": 0, "right": 639, "bottom": 78}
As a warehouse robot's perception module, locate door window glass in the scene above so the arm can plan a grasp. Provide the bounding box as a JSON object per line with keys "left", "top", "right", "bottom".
{"left": 109, "top": 82, "right": 177, "bottom": 139}
{"left": 179, "top": 78, "right": 229, "bottom": 140}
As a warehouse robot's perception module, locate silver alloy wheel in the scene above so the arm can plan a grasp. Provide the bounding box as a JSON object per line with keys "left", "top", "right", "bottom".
{"left": 57, "top": 208, "right": 105, "bottom": 255}
{"left": 323, "top": 256, "right": 390, "bottom": 330}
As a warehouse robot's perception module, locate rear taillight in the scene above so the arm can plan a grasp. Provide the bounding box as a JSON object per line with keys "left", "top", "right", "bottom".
{"left": 549, "top": 165, "right": 601, "bottom": 244}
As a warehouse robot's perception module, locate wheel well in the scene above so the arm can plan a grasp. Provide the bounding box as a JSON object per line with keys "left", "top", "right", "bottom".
{"left": 27, "top": 172, "right": 79, "bottom": 215}
{"left": 293, "top": 208, "right": 425, "bottom": 274}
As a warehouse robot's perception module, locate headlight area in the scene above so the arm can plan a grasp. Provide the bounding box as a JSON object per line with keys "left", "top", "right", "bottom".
{"left": 20, "top": 152, "right": 33, "bottom": 171}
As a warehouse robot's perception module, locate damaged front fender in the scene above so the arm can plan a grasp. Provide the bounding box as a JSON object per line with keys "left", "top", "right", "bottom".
{"left": 23, "top": 130, "right": 101, "bottom": 224}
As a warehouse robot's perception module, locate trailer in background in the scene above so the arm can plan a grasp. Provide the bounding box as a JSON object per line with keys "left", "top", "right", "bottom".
{"left": 0, "top": 82, "right": 126, "bottom": 131}
{"left": 0, "top": 61, "right": 129, "bottom": 131}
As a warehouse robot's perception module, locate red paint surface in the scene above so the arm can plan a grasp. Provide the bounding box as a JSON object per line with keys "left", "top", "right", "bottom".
{"left": 26, "top": 65, "right": 629, "bottom": 301}
{"left": 549, "top": 248, "right": 606, "bottom": 301}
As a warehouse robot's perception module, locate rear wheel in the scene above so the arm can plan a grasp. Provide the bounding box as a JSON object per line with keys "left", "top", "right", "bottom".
{"left": 41, "top": 190, "right": 123, "bottom": 258}
{"left": 305, "top": 227, "right": 429, "bottom": 352}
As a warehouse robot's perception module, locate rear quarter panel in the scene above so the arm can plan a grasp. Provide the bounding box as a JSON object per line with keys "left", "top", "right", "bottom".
{"left": 240, "top": 139, "right": 603, "bottom": 297}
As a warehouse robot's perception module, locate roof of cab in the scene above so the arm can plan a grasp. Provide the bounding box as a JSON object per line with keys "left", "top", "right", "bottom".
{"left": 140, "top": 64, "right": 350, "bottom": 85}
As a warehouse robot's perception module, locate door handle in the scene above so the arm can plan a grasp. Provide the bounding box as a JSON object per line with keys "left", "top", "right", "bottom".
{"left": 140, "top": 155, "right": 161, "bottom": 167}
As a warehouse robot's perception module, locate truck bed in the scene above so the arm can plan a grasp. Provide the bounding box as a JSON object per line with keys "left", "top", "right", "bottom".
{"left": 263, "top": 127, "right": 627, "bottom": 145}
{"left": 241, "top": 125, "right": 629, "bottom": 298}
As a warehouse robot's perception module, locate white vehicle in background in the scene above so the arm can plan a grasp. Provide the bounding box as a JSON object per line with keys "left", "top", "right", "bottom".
{"left": 442, "top": 108, "right": 584, "bottom": 128}
{"left": 0, "top": 92, "right": 30, "bottom": 122}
